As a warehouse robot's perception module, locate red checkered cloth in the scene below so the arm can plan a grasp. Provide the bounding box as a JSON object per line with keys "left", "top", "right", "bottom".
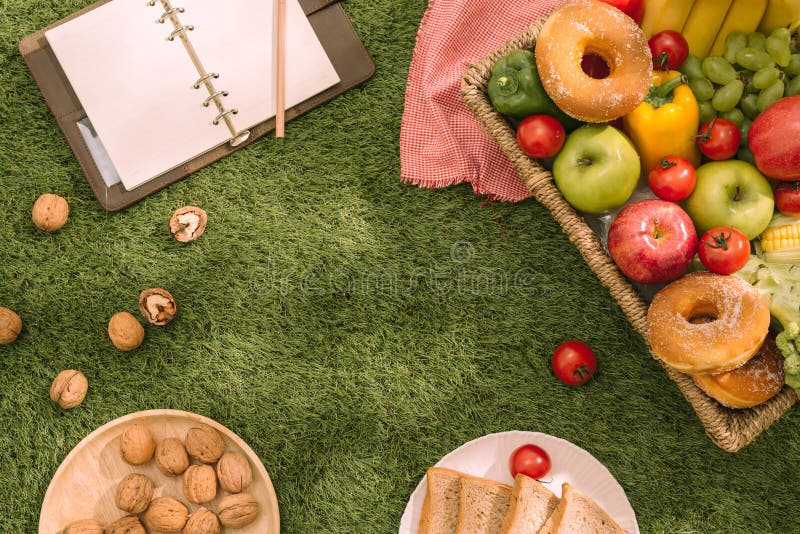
{"left": 400, "top": 0, "right": 565, "bottom": 202}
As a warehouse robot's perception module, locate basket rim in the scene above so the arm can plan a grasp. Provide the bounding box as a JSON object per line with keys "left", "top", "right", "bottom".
{"left": 460, "top": 19, "right": 798, "bottom": 452}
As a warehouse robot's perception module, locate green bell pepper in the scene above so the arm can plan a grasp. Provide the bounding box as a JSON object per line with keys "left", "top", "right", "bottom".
{"left": 487, "top": 50, "right": 580, "bottom": 131}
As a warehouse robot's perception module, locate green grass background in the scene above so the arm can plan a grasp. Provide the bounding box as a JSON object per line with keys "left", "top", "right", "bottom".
{"left": 1, "top": 1, "right": 799, "bottom": 532}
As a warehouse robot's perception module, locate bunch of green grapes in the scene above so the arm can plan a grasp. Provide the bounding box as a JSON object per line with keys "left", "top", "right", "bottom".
{"left": 680, "top": 26, "right": 800, "bottom": 162}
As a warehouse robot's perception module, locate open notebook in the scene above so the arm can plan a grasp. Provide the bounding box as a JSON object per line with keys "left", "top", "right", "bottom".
{"left": 45, "top": 0, "right": 340, "bottom": 191}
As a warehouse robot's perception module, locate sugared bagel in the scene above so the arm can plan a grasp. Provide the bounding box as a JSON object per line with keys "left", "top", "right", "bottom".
{"left": 693, "top": 334, "right": 784, "bottom": 409}
{"left": 535, "top": 0, "right": 652, "bottom": 122}
{"left": 646, "top": 272, "right": 770, "bottom": 374}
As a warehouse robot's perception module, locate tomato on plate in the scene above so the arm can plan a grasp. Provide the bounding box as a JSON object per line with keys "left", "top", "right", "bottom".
{"left": 552, "top": 340, "right": 597, "bottom": 386}
{"left": 775, "top": 182, "right": 800, "bottom": 216}
{"left": 648, "top": 30, "right": 689, "bottom": 70}
{"left": 698, "top": 227, "right": 751, "bottom": 275}
{"left": 696, "top": 118, "right": 741, "bottom": 161}
{"left": 509, "top": 444, "right": 551, "bottom": 480}
{"left": 516, "top": 115, "right": 566, "bottom": 158}
{"left": 597, "top": 0, "right": 644, "bottom": 25}
{"left": 648, "top": 157, "right": 697, "bottom": 201}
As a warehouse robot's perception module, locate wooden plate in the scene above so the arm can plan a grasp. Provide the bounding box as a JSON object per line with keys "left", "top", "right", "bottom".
{"left": 39, "top": 409, "right": 280, "bottom": 533}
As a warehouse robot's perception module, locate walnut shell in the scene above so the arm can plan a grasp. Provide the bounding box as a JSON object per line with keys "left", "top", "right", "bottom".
{"left": 0, "top": 307, "right": 22, "bottom": 344}
{"left": 185, "top": 425, "right": 225, "bottom": 464}
{"left": 217, "top": 492, "right": 259, "bottom": 528}
{"left": 115, "top": 473, "right": 154, "bottom": 514}
{"left": 32, "top": 193, "right": 69, "bottom": 232}
{"left": 49, "top": 370, "right": 88, "bottom": 409}
{"left": 143, "top": 497, "right": 188, "bottom": 533}
{"left": 183, "top": 507, "right": 221, "bottom": 534}
{"left": 155, "top": 437, "right": 189, "bottom": 476}
{"left": 60, "top": 518, "right": 104, "bottom": 534}
{"left": 120, "top": 424, "right": 155, "bottom": 465}
{"left": 138, "top": 288, "right": 177, "bottom": 326}
{"left": 216, "top": 452, "right": 253, "bottom": 493}
{"left": 170, "top": 206, "right": 207, "bottom": 242}
{"left": 106, "top": 515, "right": 145, "bottom": 534}
{"left": 182, "top": 464, "right": 218, "bottom": 504}
{"left": 108, "top": 312, "right": 144, "bottom": 351}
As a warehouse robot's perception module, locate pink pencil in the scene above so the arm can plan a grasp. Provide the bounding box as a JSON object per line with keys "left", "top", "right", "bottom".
{"left": 276, "top": 0, "right": 286, "bottom": 138}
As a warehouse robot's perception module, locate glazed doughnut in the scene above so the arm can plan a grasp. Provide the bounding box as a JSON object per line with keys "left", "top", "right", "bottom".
{"left": 646, "top": 272, "right": 770, "bottom": 374}
{"left": 535, "top": 0, "right": 652, "bottom": 122}
{"left": 692, "top": 334, "right": 784, "bottom": 409}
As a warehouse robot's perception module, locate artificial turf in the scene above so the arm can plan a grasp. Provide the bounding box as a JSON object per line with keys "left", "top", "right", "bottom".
{"left": 1, "top": 1, "right": 799, "bottom": 532}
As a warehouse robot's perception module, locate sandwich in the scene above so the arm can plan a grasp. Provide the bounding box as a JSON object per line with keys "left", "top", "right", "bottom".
{"left": 538, "top": 482, "right": 628, "bottom": 534}
{"left": 498, "top": 474, "right": 559, "bottom": 533}
{"left": 455, "top": 474, "right": 512, "bottom": 533}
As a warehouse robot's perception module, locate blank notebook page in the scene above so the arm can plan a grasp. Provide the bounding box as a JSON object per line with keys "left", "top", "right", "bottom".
{"left": 46, "top": 0, "right": 340, "bottom": 190}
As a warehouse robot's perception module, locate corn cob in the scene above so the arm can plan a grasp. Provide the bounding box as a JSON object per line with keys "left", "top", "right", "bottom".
{"left": 759, "top": 214, "right": 800, "bottom": 263}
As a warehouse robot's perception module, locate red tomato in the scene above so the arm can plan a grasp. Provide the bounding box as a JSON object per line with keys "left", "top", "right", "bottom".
{"left": 775, "top": 182, "right": 800, "bottom": 216}
{"left": 696, "top": 119, "right": 741, "bottom": 161}
{"left": 648, "top": 31, "right": 689, "bottom": 70}
{"left": 509, "top": 444, "right": 551, "bottom": 480}
{"left": 516, "top": 115, "right": 566, "bottom": 158}
{"left": 598, "top": 0, "right": 644, "bottom": 24}
{"left": 551, "top": 340, "right": 597, "bottom": 386}
{"left": 648, "top": 157, "right": 697, "bottom": 201}
{"left": 698, "top": 227, "right": 751, "bottom": 275}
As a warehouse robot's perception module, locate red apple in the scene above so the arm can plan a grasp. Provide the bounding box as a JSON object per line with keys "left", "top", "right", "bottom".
{"left": 608, "top": 199, "right": 698, "bottom": 284}
{"left": 598, "top": 0, "right": 644, "bottom": 25}
{"left": 748, "top": 95, "right": 800, "bottom": 181}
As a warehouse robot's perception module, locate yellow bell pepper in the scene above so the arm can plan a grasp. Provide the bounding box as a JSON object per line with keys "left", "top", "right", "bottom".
{"left": 623, "top": 71, "right": 701, "bottom": 176}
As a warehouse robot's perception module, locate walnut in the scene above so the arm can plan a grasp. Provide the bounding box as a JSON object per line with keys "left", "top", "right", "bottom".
{"left": 185, "top": 425, "right": 225, "bottom": 464}
{"left": 216, "top": 452, "right": 253, "bottom": 493}
{"left": 142, "top": 497, "right": 189, "bottom": 533}
{"left": 183, "top": 507, "right": 221, "bottom": 534}
{"left": 0, "top": 307, "right": 22, "bottom": 344}
{"left": 108, "top": 312, "right": 144, "bottom": 351}
{"left": 170, "top": 206, "right": 207, "bottom": 242}
{"left": 155, "top": 437, "right": 189, "bottom": 476}
{"left": 139, "top": 288, "right": 177, "bottom": 325}
{"left": 32, "top": 193, "right": 69, "bottom": 232}
{"left": 120, "top": 424, "right": 155, "bottom": 465}
{"left": 115, "top": 473, "right": 154, "bottom": 514}
{"left": 217, "top": 492, "right": 259, "bottom": 528}
{"left": 182, "top": 464, "right": 218, "bottom": 504}
{"left": 106, "top": 515, "right": 146, "bottom": 534}
{"left": 60, "top": 518, "right": 104, "bottom": 534}
{"left": 49, "top": 370, "right": 88, "bottom": 409}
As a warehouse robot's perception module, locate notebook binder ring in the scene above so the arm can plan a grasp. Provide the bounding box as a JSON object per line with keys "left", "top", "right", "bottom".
{"left": 212, "top": 109, "right": 238, "bottom": 125}
{"left": 202, "top": 91, "right": 229, "bottom": 107}
{"left": 192, "top": 73, "right": 219, "bottom": 89}
{"left": 150, "top": 0, "right": 247, "bottom": 146}
{"left": 167, "top": 25, "right": 194, "bottom": 41}
{"left": 157, "top": 7, "right": 185, "bottom": 23}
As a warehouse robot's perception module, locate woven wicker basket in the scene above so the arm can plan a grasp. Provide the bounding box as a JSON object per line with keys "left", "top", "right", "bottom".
{"left": 461, "top": 19, "right": 798, "bottom": 452}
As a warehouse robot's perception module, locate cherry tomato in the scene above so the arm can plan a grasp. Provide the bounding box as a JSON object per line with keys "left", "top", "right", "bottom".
{"left": 696, "top": 118, "right": 741, "bottom": 161}
{"left": 775, "top": 182, "right": 800, "bottom": 216}
{"left": 648, "top": 157, "right": 697, "bottom": 201}
{"left": 597, "top": 0, "right": 644, "bottom": 25}
{"left": 551, "top": 340, "right": 597, "bottom": 386}
{"left": 516, "top": 115, "right": 566, "bottom": 158}
{"left": 648, "top": 30, "right": 689, "bottom": 70}
{"left": 698, "top": 227, "right": 751, "bottom": 275}
{"left": 509, "top": 444, "right": 551, "bottom": 480}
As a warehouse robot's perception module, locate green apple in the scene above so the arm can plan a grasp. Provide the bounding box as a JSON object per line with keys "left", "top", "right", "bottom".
{"left": 684, "top": 160, "right": 774, "bottom": 239}
{"left": 552, "top": 125, "right": 640, "bottom": 214}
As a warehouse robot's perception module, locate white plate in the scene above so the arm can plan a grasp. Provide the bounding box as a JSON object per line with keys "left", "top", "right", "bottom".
{"left": 399, "top": 431, "right": 639, "bottom": 533}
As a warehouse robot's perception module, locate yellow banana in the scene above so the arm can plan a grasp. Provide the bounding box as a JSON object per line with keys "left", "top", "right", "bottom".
{"left": 709, "top": 0, "right": 769, "bottom": 56}
{"left": 758, "top": 0, "right": 800, "bottom": 33}
{"left": 682, "top": 0, "right": 735, "bottom": 59}
{"left": 641, "top": 0, "right": 696, "bottom": 38}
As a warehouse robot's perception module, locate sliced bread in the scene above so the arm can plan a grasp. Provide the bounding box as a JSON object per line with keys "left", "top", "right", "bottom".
{"left": 498, "top": 474, "right": 559, "bottom": 533}
{"left": 538, "top": 483, "right": 627, "bottom": 534}
{"left": 455, "top": 474, "right": 512, "bottom": 534}
{"left": 419, "top": 467, "right": 464, "bottom": 534}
